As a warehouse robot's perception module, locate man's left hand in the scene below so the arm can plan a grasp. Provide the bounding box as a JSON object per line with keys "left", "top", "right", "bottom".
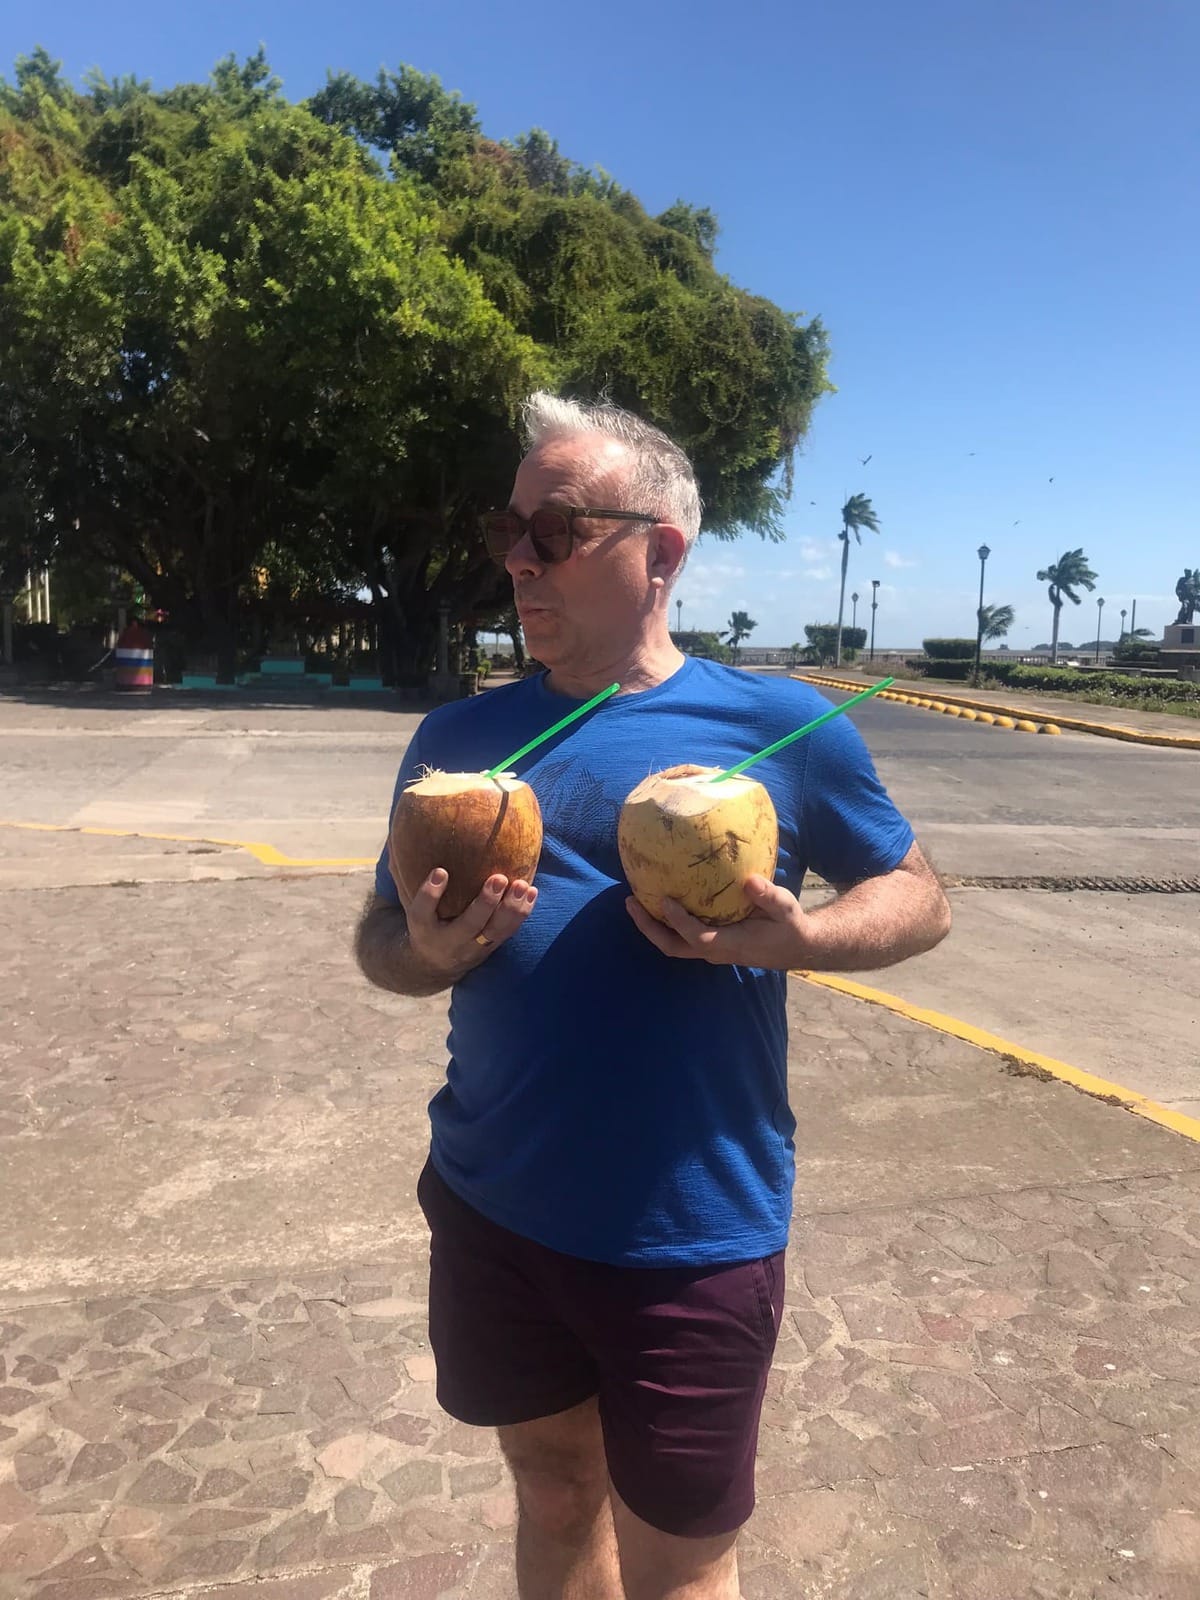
{"left": 625, "top": 842, "right": 952, "bottom": 973}
{"left": 625, "top": 875, "right": 813, "bottom": 969}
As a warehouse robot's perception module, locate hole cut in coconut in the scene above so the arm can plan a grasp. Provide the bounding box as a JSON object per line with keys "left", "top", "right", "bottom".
{"left": 642, "top": 768, "right": 765, "bottom": 816}
{"left": 405, "top": 767, "right": 523, "bottom": 795}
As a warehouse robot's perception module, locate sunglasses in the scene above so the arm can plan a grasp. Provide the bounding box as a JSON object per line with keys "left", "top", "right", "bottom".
{"left": 480, "top": 505, "right": 659, "bottom": 566}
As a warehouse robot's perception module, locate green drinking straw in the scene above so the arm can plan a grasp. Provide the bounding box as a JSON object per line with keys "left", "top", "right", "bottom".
{"left": 484, "top": 681, "right": 621, "bottom": 778}
{"left": 709, "top": 677, "right": 896, "bottom": 783}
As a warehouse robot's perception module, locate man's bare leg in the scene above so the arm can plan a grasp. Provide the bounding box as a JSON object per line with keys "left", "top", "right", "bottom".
{"left": 499, "top": 1398, "right": 622, "bottom": 1600}
{"left": 610, "top": 1485, "right": 740, "bottom": 1600}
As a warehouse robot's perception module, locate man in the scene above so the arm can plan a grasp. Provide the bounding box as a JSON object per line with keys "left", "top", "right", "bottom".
{"left": 356, "top": 393, "right": 951, "bottom": 1600}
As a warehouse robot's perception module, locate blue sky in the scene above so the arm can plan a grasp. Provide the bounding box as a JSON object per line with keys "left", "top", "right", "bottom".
{"left": 6, "top": 1, "right": 1197, "bottom": 648}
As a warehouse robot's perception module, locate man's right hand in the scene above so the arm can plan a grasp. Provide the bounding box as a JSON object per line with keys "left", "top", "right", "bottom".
{"left": 397, "top": 868, "right": 538, "bottom": 981}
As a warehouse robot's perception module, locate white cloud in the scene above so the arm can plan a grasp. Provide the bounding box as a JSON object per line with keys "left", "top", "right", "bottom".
{"left": 677, "top": 557, "right": 749, "bottom": 607}
{"left": 802, "top": 565, "right": 833, "bottom": 582}
{"left": 883, "top": 550, "right": 919, "bottom": 570}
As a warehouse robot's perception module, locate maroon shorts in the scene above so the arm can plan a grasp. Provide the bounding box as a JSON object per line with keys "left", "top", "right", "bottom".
{"left": 416, "top": 1159, "right": 785, "bottom": 1538}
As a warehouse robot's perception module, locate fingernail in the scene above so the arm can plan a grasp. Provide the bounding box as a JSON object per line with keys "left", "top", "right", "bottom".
{"left": 430, "top": 869, "right": 447, "bottom": 886}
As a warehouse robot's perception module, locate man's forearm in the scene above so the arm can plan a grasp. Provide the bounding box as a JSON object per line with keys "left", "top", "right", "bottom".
{"left": 799, "top": 855, "right": 951, "bottom": 973}
{"left": 354, "top": 899, "right": 460, "bottom": 997}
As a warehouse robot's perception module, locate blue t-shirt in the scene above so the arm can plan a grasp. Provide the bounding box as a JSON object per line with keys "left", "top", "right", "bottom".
{"left": 374, "top": 656, "right": 913, "bottom": 1267}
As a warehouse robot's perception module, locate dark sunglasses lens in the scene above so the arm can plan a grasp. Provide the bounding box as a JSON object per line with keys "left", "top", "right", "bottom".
{"left": 483, "top": 513, "right": 523, "bottom": 561}
{"left": 527, "top": 510, "right": 571, "bottom": 563}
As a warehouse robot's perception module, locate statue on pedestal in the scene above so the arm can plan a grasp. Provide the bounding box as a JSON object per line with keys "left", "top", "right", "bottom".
{"left": 1175, "top": 569, "right": 1199, "bottom": 625}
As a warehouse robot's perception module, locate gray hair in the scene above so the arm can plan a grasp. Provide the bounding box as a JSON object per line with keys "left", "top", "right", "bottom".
{"left": 520, "top": 391, "right": 703, "bottom": 551}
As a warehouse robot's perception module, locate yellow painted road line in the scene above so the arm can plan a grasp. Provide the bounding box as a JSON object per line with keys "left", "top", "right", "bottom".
{"left": 794, "top": 969, "right": 1200, "bottom": 1145}
{"left": 0, "top": 819, "right": 375, "bottom": 869}
{"left": 790, "top": 673, "right": 1200, "bottom": 751}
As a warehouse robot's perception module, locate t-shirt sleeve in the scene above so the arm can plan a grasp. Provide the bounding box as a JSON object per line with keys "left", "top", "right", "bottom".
{"left": 373, "top": 725, "right": 429, "bottom": 904}
{"left": 798, "top": 713, "right": 915, "bottom": 886}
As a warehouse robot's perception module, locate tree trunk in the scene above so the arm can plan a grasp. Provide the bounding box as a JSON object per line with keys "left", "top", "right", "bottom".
{"left": 834, "top": 533, "right": 850, "bottom": 667}
{"left": 1050, "top": 602, "right": 1061, "bottom": 666}
{"left": 373, "top": 590, "right": 439, "bottom": 686}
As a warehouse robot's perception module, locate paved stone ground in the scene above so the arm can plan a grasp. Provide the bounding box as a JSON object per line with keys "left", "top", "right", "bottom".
{"left": 4, "top": 868, "right": 1200, "bottom": 1598}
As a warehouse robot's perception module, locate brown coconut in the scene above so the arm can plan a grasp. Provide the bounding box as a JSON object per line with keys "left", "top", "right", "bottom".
{"left": 389, "top": 771, "right": 543, "bottom": 919}
{"left": 618, "top": 763, "right": 779, "bottom": 926}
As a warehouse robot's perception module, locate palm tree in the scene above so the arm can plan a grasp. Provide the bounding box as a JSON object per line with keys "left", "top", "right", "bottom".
{"left": 1035, "top": 549, "right": 1098, "bottom": 665}
{"left": 835, "top": 495, "right": 881, "bottom": 666}
{"left": 725, "top": 610, "right": 757, "bottom": 664}
{"left": 978, "top": 603, "right": 1015, "bottom": 644}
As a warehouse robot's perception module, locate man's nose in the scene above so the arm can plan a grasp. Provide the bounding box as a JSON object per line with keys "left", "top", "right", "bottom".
{"left": 504, "top": 529, "right": 543, "bottom": 580}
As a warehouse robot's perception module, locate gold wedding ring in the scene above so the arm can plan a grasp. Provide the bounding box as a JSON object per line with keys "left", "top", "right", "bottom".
{"left": 474, "top": 933, "right": 493, "bottom": 948}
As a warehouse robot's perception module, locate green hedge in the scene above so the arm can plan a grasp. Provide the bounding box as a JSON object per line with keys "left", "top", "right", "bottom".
{"left": 906, "top": 658, "right": 974, "bottom": 680}
{"left": 921, "top": 637, "right": 976, "bottom": 660}
{"left": 984, "top": 664, "right": 1200, "bottom": 702}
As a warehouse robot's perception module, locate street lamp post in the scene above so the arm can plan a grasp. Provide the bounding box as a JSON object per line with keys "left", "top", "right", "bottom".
{"left": 1130, "top": 598, "right": 1137, "bottom": 637}
{"left": 675, "top": 597, "right": 682, "bottom": 638}
{"left": 1095, "top": 597, "right": 1105, "bottom": 663}
{"left": 851, "top": 591, "right": 859, "bottom": 632}
{"left": 974, "top": 544, "right": 991, "bottom": 681}
{"left": 1119, "top": 608, "right": 1127, "bottom": 644}
{"left": 869, "top": 580, "right": 879, "bottom": 664}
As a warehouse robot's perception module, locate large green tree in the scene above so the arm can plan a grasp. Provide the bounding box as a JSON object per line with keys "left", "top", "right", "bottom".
{"left": 4, "top": 49, "right": 832, "bottom": 678}
{"left": 308, "top": 65, "right": 832, "bottom": 530}
{"left": 1036, "top": 549, "right": 1097, "bottom": 665}
{"left": 1, "top": 51, "right": 543, "bottom": 673}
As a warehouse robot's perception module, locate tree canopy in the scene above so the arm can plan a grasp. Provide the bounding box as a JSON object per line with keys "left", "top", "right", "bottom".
{"left": 2, "top": 47, "right": 831, "bottom": 676}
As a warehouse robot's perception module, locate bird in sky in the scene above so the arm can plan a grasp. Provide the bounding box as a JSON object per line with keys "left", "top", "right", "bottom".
{"left": 1048, "top": 477, "right": 1055, "bottom": 483}
{"left": 860, "top": 455, "right": 872, "bottom": 465}
{"left": 1012, "top": 520, "right": 1021, "bottom": 526}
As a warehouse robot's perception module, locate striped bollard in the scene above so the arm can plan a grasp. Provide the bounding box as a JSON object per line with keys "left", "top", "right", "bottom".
{"left": 114, "top": 622, "right": 154, "bottom": 692}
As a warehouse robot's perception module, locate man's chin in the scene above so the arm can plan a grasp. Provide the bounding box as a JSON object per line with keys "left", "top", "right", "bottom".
{"left": 519, "top": 616, "right": 562, "bottom": 652}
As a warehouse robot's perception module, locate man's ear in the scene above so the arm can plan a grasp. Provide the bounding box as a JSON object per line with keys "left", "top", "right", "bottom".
{"left": 648, "top": 523, "right": 687, "bottom": 589}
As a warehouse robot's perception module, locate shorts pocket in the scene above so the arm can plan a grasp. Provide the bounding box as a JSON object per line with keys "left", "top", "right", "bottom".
{"left": 749, "top": 1256, "right": 781, "bottom": 1351}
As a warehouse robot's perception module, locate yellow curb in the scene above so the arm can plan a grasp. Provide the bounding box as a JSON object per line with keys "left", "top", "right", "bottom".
{"left": 789, "top": 672, "right": 1200, "bottom": 751}
{"left": 994, "top": 715, "right": 1016, "bottom": 729}
{"left": 1015, "top": 719, "right": 1040, "bottom": 733}
{"left": 793, "top": 971, "right": 1200, "bottom": 1145}
{"left": 942, "top": 705, "right": 962, "bottom": 716}
{"left": 975, "top": 712, "right": 995, "bottom": 724}
{"left": 959, "top": 708, "right": 978, "bottom": 721}
{"left": 1039, "top": 723, "right": 1062, "bottom": 735}
{"left": 0, "top": 819, "right": 376, "bottom": 870}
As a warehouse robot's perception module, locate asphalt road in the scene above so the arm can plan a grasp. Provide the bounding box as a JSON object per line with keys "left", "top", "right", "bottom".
{"left": 822, "top": 689, "right": 1200, "bottom": 1113}
{"left": 834, "top": 690, "right": 1200, "bottom": 876}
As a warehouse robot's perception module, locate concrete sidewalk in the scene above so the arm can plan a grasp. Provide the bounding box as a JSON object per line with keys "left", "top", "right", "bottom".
{"left": 4, "top": 872, "right": 1200, "bottom": 1598}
